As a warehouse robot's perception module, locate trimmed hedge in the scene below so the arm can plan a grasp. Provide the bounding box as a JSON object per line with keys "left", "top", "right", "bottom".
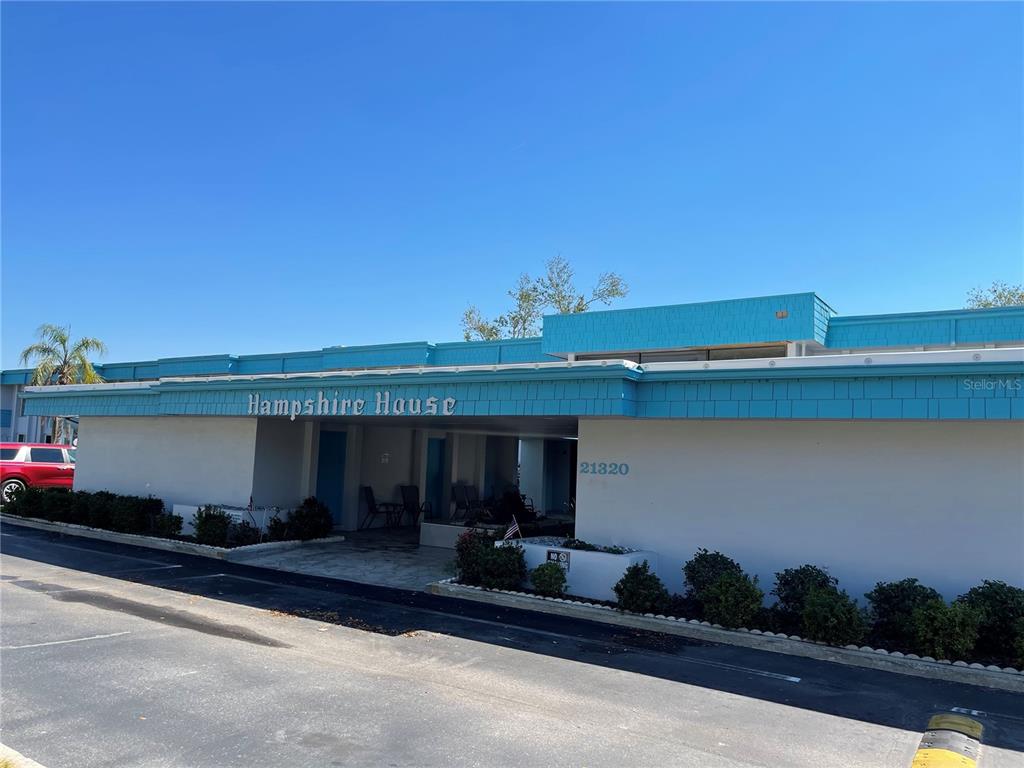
{"left": 530, "top": 562, "right": 567, "bottom": 597}
{"left": 480, "top": 544, "right": 527, "bottom": 591}
{"left": 957, "top": 581, "right": 1024, "bottom": 665}
{"left": 911, "top": 599, "right": 980, "bottom": 661}
{"left": 455, "top": 530, "right": 492, "bottom": 585}
{"left": 702, "top": 570, "right": 763, "bottom": 629}
{"left": 614, "top": 561, "right": 671, "bottom": 614}
{"left": 801, "top": 587, "right": 865, "bottom": 646}
{"left": 864, "top": 578, "right": 942, "bottom": 653}
{"left": 771, "top": 565, "right": 838, "bottom": 634}
{"left": 4, "top": 487, "right": 181, "bottom": 539}
{"left": 268, "top": 497, "right": 334, "bottom": 542}
{"left": 682, "top": 548, "right": 742, "bottom": 612}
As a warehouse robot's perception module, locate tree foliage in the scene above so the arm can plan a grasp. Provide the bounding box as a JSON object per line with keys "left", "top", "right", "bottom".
{"left": 19, "top": 324, "right": 107, "bottom": 442}
{"left": 966, "top": 281, "right": 1024, "bottom": 308}
{"left": 462, "top": 256, "right": 628, "bottom": 341}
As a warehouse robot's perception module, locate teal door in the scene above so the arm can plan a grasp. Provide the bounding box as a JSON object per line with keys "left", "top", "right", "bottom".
{"left": 315, "top": 431, "right": 346, "bottom": 525}
{"left": 425, "top": 437, "right": 446, "bottom": 520}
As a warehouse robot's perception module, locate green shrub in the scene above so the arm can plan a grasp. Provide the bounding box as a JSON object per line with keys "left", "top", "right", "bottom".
{"left": 683, "top": 549, "right": 743, "bottom": 614}
{"left": 267, "top": 514, "right": 290, "bottom": 542}
{"left": 865, "top": 578, "right": 942, "bottom": 652}
{"left": 703, "top": 571, "right": 763, "bottom": 629}
{"left": 801, "top": 587, "right": 866, "bottom": 646}
{"left": 108, "top": 495, "right": 163, "bottom": 534}
{"left": 772, "top": 565, "right": 838, "bottom": 633}
{"left": 957, "top": 581, "right": 1024, "bottom": 664}
{"left": 84, "top": 491, "right": 117, "bottom": 529}
{"left": 1013, "top": 617, "right": 1024, "bottom": 669}
{"left": 668, "top": 593, "right": 702, "bottom": 620}
{"left": 614, "top": 561, "right": 671, "bottom": 614}
{"left": 479, "top": 543, "right": 527, "bottom": 590}
{"left": 152, "top": 512, "right": 183, "bottom": 538}
{"left": 287, "top": 497, "right": 334, "bottom": 540}
{"left": 912, "top": 599, "right": 980, "bottom": 661}
{"left": 193, "top": 506, "right": 231, "bottom": 547}
{"left": 39, "top": 488, "right": 77, "bottom": 523}
{"left": 229, "top": 520, "right": 261, "bottom": 546}
{"left": 561, "top": 538, "right": 628, "bottom": 555}
{"left": 455, "top": 531, "right": 492, "bottom": 585}
{"left": 530, "top": 562, "right": 567, "bottom": 597}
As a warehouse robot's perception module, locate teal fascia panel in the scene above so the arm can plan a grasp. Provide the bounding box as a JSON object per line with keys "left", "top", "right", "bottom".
{"left": 825, "top": 306, "right": 1024, "bottom": 349}
{"left": 541, "top": 292, "right": 826, "bottom": 355}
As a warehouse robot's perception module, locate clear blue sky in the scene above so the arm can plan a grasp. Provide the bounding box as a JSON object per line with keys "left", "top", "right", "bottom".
{"left": 2, "top": 2, "right": 1021, "bottom": 368}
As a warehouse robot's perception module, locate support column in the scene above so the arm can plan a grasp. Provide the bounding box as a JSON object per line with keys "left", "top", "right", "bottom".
{"left": 299, "top": 421, "right": 318, "bottom": 498}
{"left": 519, "top": 437, "right": 546, "bottom": 513}
{"left": 341, "top": 426, "right": 363, "bottom": 530}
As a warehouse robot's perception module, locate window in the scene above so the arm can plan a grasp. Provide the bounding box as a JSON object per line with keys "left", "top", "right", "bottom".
{"left": 17, "top": 434, "right": 25, "bottom": 443}
{"left": 1, "top": 448, "right": 19, "bottom": 460}
{"left": 639, "top": 350, "right": 708, "bottom": 363}
{"left": 67, "top": 449, "right": 77, "bottom": 463}
{"left": 709, "top": 345, "right": 787, "bottom": 360}
{"left": 30, "top": 447, "right": 64, "bottom": 463}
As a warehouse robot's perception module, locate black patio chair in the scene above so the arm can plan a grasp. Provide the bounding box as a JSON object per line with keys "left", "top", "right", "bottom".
{"left": 399, "top": 485, "right": 432, "bottom": 527}
{"left": 360, "top": 486, "right": 403, "bottom": 529}
{"left": 452, "top": 484, "right": 487, "bottom": 521}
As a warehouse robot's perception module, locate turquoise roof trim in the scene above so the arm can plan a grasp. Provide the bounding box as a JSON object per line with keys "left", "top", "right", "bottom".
{"left": 825, "top": 306, "right": 1024, "bottom": 349}
{"left": 21, "top": 358, "right": 1022, "bottom": 421}
{"left": 541, "top": 293, "right": 833, "bottom": 354}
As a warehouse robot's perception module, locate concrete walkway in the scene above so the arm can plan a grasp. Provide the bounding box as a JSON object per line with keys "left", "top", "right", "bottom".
{"left": 233, "top": 528, "right": 454, "bottom": 591}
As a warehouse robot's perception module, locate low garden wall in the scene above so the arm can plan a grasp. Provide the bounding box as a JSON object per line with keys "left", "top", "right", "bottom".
{"left": 497, "top": 537, "right": 656, "bottom": 602}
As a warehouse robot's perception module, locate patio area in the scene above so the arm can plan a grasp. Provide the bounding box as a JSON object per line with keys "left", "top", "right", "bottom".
{"left": 235, "top": 528, "right": 455, "bottom": 591}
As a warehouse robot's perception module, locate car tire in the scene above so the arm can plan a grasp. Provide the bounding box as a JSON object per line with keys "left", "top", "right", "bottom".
{"left": 1, "top": 478, "right": 26, "bottom": 505}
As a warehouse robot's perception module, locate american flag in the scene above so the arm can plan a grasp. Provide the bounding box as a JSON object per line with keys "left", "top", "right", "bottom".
{"left": 503, "top": 515, "right": 521, "bottom": 540}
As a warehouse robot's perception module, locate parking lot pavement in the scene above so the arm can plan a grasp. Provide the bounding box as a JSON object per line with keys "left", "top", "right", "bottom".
{"left": 2, "top": 523, "right": 1022, "bottom": 768}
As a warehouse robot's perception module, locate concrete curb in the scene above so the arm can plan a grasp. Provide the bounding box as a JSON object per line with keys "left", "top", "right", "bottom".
{"left": 0, "top": 742, "right": 47, "bottom": 768}
{"left": 427, "top": 580, "right": 1024, "bottom": 693}
{"left": 0, "top": 515, "right": 345, "bottom": 561}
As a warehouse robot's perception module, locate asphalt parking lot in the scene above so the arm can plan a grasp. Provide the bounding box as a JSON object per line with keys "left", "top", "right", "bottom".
{"left": 2, "top": 522, "right": 1022, "bottom": 768}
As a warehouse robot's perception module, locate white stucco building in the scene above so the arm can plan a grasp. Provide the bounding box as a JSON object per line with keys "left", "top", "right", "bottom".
{"left": 6, "top": 293, "right": 1023, "bottom": 598}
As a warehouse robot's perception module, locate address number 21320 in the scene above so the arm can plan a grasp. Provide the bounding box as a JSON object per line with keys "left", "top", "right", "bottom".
{"left": 579, "top": 462, "right": 629, "bottom": 476}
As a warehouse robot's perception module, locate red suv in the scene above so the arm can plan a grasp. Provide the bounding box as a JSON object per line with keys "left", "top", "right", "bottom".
{"left": 1, "top": 443, "right": 76, "bottom": 504}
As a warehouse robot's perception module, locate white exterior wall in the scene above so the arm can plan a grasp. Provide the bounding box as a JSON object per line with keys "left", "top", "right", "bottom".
{"left": 359, "top": 425, "right": 416, "bottom": 505}
{"left": 576, "top": 419, "right": 1024, "bottom": 599}
{"left": 252, "top": 418, "right": 307, "bottom": 509}
{"left": 73, "top": 416, "right": 258, "bottom": 508}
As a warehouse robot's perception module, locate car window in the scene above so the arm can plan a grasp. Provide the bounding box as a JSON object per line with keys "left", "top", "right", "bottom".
{"left": 0, "top": 448, "right": 19, "bottom": 460}
{"left": 30, "top": 447, "right": 65, "bottom": 463}
{"left": 67, "top": 449, "right": 77, "bottom": 463}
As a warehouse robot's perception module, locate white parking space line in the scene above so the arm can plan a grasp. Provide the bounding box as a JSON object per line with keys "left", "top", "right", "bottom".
{"left": 2, "top": 631, "right": 131, "bottom": 650}
{"left": 152, "top": 573, "right": 227, "bottom": 582}
{"left": 101, "top": 564, "right": 183, "bottom": 576}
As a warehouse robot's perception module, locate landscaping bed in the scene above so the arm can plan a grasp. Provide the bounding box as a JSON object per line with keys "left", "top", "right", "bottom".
{"left": 1, "top": 488, "right": 343, "bottom": 557}
{"left": 450, "top": 530, "right": 1024, "bottom": 682}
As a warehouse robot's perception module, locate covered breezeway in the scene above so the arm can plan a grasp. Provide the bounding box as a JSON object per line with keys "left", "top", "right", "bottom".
{"left": 69, "top": 413, "right": 581, "bottom": 546}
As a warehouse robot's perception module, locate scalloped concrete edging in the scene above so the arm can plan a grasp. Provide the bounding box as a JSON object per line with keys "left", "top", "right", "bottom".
{"left": 0, "top": 514, "right": 346, "bottom": 561}
{"left": 428, "top": 578, "right": 1024, "bottom": 693}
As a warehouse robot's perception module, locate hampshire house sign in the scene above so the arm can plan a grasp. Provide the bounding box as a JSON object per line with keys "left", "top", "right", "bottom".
{"left": 247, "top": 390, "right": 456, "bottom": 420}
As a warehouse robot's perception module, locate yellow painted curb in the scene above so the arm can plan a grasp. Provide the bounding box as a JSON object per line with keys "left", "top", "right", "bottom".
{"left": 909, "top": 748, "right": 975, "bottom": 767}
{"left": 927, "top": 714, "right": 984, "bottom": 741}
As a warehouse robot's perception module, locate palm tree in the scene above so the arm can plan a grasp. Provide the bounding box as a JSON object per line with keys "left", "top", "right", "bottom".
{"left": 19, "top": 324, "right": 107, "bottom": 442}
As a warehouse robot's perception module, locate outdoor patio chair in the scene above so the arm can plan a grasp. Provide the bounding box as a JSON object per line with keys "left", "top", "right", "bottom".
{"left": 399, "top": 485, "right": 432, "bottom": 527}
{"left": 451, "top": 484, "right": 488, "bottom": 521}
{"left": 360, "top": 486, "right": 403, "bottom": 529}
